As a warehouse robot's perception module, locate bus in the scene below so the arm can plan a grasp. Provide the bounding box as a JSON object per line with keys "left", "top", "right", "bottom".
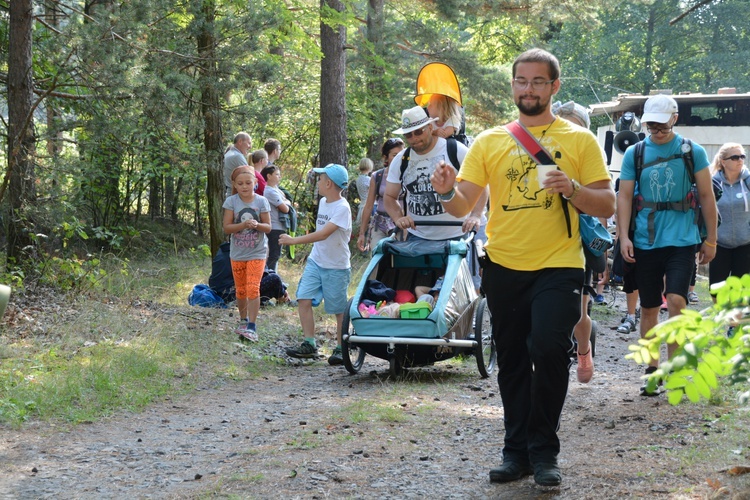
{"left": 589, "top": 89, "right": 750, "bottom": 179}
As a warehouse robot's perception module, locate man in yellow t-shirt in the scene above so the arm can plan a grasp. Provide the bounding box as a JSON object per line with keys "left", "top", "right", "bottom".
{"left": 431, "top": 48, "right": 615, "bottom": 487}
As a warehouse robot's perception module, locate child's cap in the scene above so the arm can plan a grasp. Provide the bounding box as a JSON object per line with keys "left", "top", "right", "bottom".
{"left": 313, "top": 163, "right": 349, "bottom": 189}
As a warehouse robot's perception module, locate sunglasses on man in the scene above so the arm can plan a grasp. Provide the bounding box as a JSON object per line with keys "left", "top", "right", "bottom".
{"left": 404, "top": 126, "right": 428, "bottom": 139}
{"left": 645, "top": 124, "right": 672, "bottom": 134}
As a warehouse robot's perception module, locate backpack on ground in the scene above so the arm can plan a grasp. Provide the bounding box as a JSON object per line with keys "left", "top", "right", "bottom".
{"left": 189, "top": 284, "right": 227, "bottom": 308}
{"left": 631, "top": 138, "right": 721, "bottom": 244}
{"left": 209, "top": 242, "right": 235, "bottom": 303}
{"left": 260, "top": 269, "right": 288, "bottom": 305}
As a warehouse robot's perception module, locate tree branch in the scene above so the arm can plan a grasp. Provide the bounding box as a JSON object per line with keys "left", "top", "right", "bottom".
{"left": 669, "top": 0, "right": 716, "bottom": 25}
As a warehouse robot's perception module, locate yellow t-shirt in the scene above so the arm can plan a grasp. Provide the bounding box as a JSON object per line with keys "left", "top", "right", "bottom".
{"left": 457, "top": 118, "right": 610, "bottom": 271}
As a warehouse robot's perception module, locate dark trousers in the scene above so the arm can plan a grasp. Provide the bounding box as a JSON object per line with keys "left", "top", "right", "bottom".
{"left": 709, "top": 243, "right": 750, "bottom": 286}
{"left": 267, "top": 229, "right": 284, "bottom": 272}
{"left": 482, "top": 261, "right": 582, "bottom": 465}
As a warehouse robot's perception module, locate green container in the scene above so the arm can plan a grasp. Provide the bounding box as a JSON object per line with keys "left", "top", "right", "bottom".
{"left": 399, "top": 302, "right": 432, "bottom": 319}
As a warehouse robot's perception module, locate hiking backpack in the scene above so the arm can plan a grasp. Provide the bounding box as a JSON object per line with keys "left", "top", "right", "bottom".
{"left": 452, "top": 107, "right": 471, "bottom": 146}
{"left": 398, "top": 137, "right": 461, "bottom": 181}
{"left": 397, "top": 137, "right": 461, "bottom": 216}
{"left": 631, "top": 139, "right": 721, "bottom": 244}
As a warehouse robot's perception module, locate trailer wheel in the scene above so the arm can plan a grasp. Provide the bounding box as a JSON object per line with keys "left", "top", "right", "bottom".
{"left": 590, "top": 320, "right": 598, "bottom": 358}
{"left": 342, "top": 299, "right": 366, "bottom": 374}
{"left": 474, "top": 297, "right": 496, "bottom": 378}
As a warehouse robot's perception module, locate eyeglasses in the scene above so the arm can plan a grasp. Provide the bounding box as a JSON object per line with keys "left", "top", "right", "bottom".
{"left": 512, "top": 78, "right": 555, "bottom": 90}
{"left": 646, "top": 124, "right": 672, "bottom": 134}
{"left": 723, "top": 154, "right": 746, "bottom": 161}
{"left": 404, "top": 126, "right": 428, "bottom": 139}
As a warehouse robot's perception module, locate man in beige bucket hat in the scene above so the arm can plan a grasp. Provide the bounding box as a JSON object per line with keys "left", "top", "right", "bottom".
{"left": 384, "top": 106, "right": 487, "bottom": 242}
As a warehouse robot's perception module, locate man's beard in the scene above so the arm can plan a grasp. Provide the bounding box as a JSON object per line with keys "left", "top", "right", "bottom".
{"left": 515, "top": 95, "right": 548, "bottom": 116}
{"left": 411, "top": 135, "right": 435, "bottom": 155}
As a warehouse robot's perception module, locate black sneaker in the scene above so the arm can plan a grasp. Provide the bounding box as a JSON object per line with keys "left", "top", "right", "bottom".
{"left": 489, "top": 460, "right": 532, "bottom": 483}
{"left": 286, "top": 340, "right": 318, "bottom": 359}
{"left": 640, "top": 366, "right": 662, "bottom": 396}
{"left": 328, "top": 346, "right": 343, "bottom": 366}
{"left": 533, "top": 462, "right": 562, "bottom": 486}
{"left": 640, "top": 384, "right": 663, "bottom": 397}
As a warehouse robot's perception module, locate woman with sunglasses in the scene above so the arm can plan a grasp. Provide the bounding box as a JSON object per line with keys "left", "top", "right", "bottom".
{"left": 356, "top": 138, "right": 405, "bottom": 252}
{"left": 708, "top": 143, "right": 750, "bottom": 291}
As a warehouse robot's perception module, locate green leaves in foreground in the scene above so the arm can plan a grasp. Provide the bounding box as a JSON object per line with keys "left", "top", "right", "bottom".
{"left": 626, "top": 275, "right": 750, "bottom": 406}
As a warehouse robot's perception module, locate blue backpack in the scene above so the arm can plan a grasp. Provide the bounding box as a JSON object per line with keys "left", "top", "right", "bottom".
{"left": 188, "top": 284, "right": 227, "bottom": 308}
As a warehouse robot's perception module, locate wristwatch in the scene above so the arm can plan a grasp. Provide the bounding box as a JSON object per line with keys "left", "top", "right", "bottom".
{"left": 563, "top": 179, "right": 581, "bottom": 201}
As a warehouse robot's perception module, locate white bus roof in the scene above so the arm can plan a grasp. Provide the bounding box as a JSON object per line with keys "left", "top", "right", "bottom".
{"left": 589, "top": 91, "right": 750, "bottom": 119}
{"left": 589, "top": 91, "right": 750, "bottom": 176}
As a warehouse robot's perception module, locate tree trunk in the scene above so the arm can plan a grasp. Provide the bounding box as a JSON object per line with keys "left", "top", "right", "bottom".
{"left": 7, "top": 0, "right": 36, "bottom": 269}
{"left": 44, "top": 0, "right": 63, "bottom": 159}
{"left": 167, "top": 176, "right": 179, "bottom": 221}
{"left": 319, "top": 0, "right": 348, "bottom": 168}
{"left": 195, "top": 0, "right": 224, "bottom": 257}
{"left": 643, "top": 7, "right": 656, "bottom": 95}
{"left": 148, "top": 175, "right": 162, "bottom": 219}
{"left": 194, "top": 179, "right": 203, "bottom": 237}
{"left": 366, "top": 0, "right": 387, "bottom": 162}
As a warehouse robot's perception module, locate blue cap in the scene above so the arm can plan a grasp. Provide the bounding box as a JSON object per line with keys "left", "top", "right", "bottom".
{"left": 313, "top": 163, "right": 349, "bottom": 189}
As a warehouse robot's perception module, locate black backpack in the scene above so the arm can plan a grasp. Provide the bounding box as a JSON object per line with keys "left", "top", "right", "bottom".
{"left": 397, "top": 137, "right": 461, "bottom": 216}
{"left": 398, "top": 137, "right": 461, "bottom": 181}
{"left": 452, "top": 107, "right": 471, "bottom": 146}
{"left": 209, "top": 242, "right": 235, "bottom": 303}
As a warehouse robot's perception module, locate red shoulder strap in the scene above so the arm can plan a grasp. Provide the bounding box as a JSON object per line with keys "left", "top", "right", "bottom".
{"left": 505, "top": 120, "right": 573, "bottom": 237}
{"left": 504, "top": 120, "right": 556, "bottom": 165}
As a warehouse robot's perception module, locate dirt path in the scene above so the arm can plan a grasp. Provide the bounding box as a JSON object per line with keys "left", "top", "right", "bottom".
{"left": 1, "top": 292, "right": 747, "bottom": 499}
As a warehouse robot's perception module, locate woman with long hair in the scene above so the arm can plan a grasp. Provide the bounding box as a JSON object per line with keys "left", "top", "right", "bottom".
{"left": 356, "top": 138, "right": 405, "bottom": 252}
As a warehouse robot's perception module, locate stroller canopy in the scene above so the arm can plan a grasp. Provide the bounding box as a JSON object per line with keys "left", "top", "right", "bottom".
{"left": 414, "top": 62, "right": 463, "bottom": 107}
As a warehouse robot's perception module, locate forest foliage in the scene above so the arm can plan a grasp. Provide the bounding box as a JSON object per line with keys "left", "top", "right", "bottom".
{"left": 2, "top": 0, "right": 750, "bottom": 266}
{"left": 1, "top": 0, "right": 750, "bottom": 408}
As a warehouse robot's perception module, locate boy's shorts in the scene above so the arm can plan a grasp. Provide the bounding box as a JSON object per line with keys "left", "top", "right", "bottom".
{"left": 296, "top": 259, "right": 351, "bottom": 314}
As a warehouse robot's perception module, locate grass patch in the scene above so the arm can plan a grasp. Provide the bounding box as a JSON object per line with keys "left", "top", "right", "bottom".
{"left": 284, "top": 430, "right": 323, "bottom": 450}
{"left": 227, "top": 472, "right": 264, "bottom": 483}
{"left": 672, "top": 387, "right": 750, "bottom": 469}
{"left": 0, "top": 228, "right": 364, "bottom": 429}
{"left": 0, "top": 249, "right": 291, "bottom": 428}
{"left": 339, "top": 399, "right": 411, "bottom": 425}
{"left": 0, "top": 311, "right": 246, "bottom": 427}
{"left": 0, "top": 337, "right": 172, "bottom": 425}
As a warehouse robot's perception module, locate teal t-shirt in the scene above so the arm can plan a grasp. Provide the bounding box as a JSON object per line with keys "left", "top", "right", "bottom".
{"left": 620, "top": 134, "right": 709, "bottom": 249}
